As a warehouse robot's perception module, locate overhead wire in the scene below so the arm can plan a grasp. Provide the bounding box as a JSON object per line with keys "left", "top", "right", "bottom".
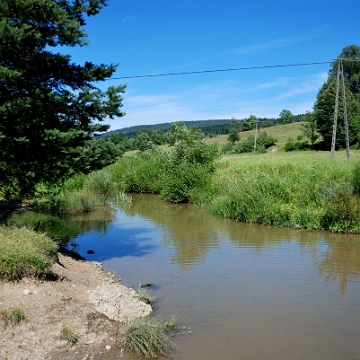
{"left": 108, "top": 61, "right": 335, "bottom": 80}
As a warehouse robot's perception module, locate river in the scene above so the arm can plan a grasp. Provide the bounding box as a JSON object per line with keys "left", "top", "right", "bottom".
{"left": 9, "top": 194, "right": 360, "bottom": 359}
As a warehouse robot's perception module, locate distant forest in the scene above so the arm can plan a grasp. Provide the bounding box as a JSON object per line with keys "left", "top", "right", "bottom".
{"left": 101, "top": 114, "right": 306, "bottom": 139}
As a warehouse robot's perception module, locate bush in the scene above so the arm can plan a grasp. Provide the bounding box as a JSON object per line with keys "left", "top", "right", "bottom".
{"left": 284, "top": 141, "right": 295, "bottom": 152}
{"left": 232, "top": 138, "right": 254, "bottom": 153}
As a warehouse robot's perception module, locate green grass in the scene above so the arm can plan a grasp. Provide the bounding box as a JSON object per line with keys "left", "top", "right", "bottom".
{"left": 206, "top": 122, "right": 304, "bottom": 147}
{"left": 120, "top": 316, "right": 176, "bottom": 358}
{"left": 60, "top": 325, "right": 77, "bottom": 343}
{"left": 0, "top": 307, "right": 27, "bottom": 326}
{"left": 0, "top": 227, "right": 58, "bottom": 281}
{"left": 211, "top": 150, "right": 360, "bottom": 232}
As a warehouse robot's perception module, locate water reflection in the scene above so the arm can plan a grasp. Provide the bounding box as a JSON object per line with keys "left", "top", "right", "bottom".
{"left": 119, "top": 195, "right": 360, "bottom": 294}
{"left": 314, "top": 235, "right": 360, "bottom": 294}
{"left": 6, "top": 195, "right": 360, "bottom": 294}
{"left": 6, "top": 205, "right": 117, "bottom": 245}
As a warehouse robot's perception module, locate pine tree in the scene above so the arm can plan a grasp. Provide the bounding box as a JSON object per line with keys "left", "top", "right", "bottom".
{"left": 0, "top": 0, "right": 125, "bottom": 200}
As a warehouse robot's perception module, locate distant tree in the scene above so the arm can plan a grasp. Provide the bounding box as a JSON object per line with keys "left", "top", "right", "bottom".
{"left": 301, "top": 112, "right": 319, "bottom": 146}
{"left": 278, "top": 109, "right": 294, "bottom": 124}
{"left": 136, "top": 131, "right": 155, "bottom": 151}
{"left": 314, "top": 45, "right": 360, "bottom": 149}
{"left": 242, "top": 115, "right": 256, "bottom": 131}
{"left": 328, "top": 44, "right": 360, "bottom": 101}
{"left": 227, "top": 129, "right": 240, "bottom": 143}
{"left": 0, "top": 0, "right": 125, "bottom": 200}
{"left": 166, "top": 122, "right": 204, "bottom": 146}
{"left": 314, "top": 76, "right": 360, "bottom": 149}
{"left": 229, "top": 118, "right": 242, "bottom": 133}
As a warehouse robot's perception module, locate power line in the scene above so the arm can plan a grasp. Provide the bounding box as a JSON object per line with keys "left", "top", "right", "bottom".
{"left": 108, "top": 61, "right": 333, "bottom": 80}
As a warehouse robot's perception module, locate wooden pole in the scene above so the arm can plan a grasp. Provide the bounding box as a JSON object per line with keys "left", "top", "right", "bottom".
{"left": 340, "top": 60, "right": 350, "bottom": 159}
{"left": 330, "top": 59, "right": 341, "bottom": 159}
{"left": 253, "top": 122, "right": 258, "bottom": 154}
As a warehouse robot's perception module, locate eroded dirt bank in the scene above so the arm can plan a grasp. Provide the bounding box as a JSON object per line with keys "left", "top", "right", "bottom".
{"left": 0, "top": 253, "right": 152, "bottom": 360}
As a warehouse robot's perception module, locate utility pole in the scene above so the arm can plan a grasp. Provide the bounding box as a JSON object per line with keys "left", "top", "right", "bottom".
{"left": 253, "top": 120, "right": 263, "bottom": 154}
{"left": 330, "top": 58, "right": 350, "bottom": 159}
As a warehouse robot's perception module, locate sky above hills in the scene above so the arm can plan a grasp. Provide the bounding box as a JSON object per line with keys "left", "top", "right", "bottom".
{"left": 65, "top": 0, "right": 359, "bottom": 130}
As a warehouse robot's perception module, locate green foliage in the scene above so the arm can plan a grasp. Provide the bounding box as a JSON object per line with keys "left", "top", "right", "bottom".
{"left": 0, "top": 0, "right": 125, "bottom": 200}
{"left": 221, "top": 142, "right": 234, "bottom": 154}
{"left": 241, "top": 115, "right": 256, "bottom": 131}
{"left": 329, "top": 45, "right": 360, "bottom": 101}
{"left": 227, "top": 129, "right": 240, "bottom": 143}
{"left": 278, "top": 109, "right": 294, "bottom": 124}
{"left": 232, "top": 137, "right": 254, "bottom": 153}
{"left": 284, "top": 140, "right": 296, "bottom": 152}
{"left": 301, "top": 111, "right": 319, "bottom": 146}
{"left": 232, "top": 131, "right": 277, "bottom": 154}
{"left": 314, "top": 45, "right": 360, "bottom": 149}
{"left": 109, "top": 124, "right": 219, "bottom": 203}
{"left": 260, "top": 131, "right": 278, "bottom": 148}
{"left": 0, "top": 227, "right": 58, "bottom": 281}
{"left": 314, "top": 77, "right": 360, "bottom": 149}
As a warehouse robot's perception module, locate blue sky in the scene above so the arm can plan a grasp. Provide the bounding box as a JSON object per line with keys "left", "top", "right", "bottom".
{"left": 66, "top": 0, "right": 359, "bottom": 130}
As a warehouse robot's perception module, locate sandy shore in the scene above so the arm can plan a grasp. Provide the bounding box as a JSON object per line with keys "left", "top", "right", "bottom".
{"left": 0, "top": 252, "right": 152, "bottom": 360}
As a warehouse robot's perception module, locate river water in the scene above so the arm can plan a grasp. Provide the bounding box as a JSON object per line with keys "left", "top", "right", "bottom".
{"left": 10, "top": 194, "right": 360, "bottom": 359}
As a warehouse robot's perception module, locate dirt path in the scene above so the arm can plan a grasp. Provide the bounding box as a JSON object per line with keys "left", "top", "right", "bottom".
{"left": 0, "top": 253, "right": 152, "bottom": 360}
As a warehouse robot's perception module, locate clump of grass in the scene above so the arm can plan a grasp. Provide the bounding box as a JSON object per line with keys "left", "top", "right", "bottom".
{"left": 60, "top": 325, "right": 77, "bottom": 344}
{"left": 163, "top": 315, "right": 177, "bottom": 330}
{"left": 0, "top": 227, "right": 58, "bottom": 281}
{"left": 1, "top": 307, "right": 27, "bottom": 326}
{"left": 120, "top": 316, "right": 177, "bottom": 358}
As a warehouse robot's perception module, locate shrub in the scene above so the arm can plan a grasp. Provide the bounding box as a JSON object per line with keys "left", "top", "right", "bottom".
{"left": 284, "top": 141, "right": 295, "bottom": 152}
{"left": 221, "top": 142, "right": 234, "bottom": 154}
{"left": 232, "top": 138, "right": 254, "bottom": 154}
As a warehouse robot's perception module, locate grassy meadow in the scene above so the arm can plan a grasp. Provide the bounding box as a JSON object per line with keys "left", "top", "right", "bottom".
{"left": 206, "top": 121, "right": 304, "bottom": 148}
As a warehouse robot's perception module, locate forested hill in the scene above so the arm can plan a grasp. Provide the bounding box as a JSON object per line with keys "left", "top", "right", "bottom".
{"left": 105, "top": 119, "right": 241, "bottom": 138}
{"left": 101, "top": 114, "right": 305, "bottom": 139}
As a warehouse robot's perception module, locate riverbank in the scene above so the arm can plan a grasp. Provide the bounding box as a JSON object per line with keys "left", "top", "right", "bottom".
{"left": 0, "top": 252, "right": 152, "bottom": 360}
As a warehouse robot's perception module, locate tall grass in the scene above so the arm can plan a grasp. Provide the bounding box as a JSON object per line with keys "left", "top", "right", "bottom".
{"left": 119, "top": 316, "right": 176, "bottom": 358}
{"left": 0, "top": 227, "right": 58, "bottom": 281}
{"left": 211, "top": 151, "right": 360, "bottom": 232}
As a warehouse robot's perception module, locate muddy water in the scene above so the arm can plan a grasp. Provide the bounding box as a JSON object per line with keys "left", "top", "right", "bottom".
{"left": 58, "top": 195, "right": 360, "bottom": 359}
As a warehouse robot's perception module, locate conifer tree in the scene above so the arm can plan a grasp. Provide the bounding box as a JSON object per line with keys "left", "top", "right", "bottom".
{"left": 0, "top": 0, "right": 125, "bottom": 200}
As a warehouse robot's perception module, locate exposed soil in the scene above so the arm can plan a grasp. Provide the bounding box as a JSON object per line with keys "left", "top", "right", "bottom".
{"left": 0, "top": 252, "right": 152, "bottom": 360}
